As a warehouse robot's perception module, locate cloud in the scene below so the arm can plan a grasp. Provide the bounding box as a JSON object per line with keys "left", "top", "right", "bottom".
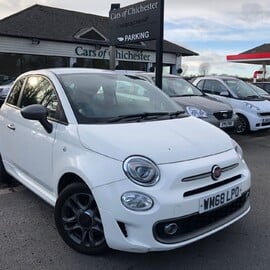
{"left": 182, "top": 50, "right": 263, "bottom": 77}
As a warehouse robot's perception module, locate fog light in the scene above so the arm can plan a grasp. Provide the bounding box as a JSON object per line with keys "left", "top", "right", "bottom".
{"left": 164, "top": 223, "right": 178, "bottom": 235}
{"left": 121, "top": 192, "right": 153, "bottom": 211}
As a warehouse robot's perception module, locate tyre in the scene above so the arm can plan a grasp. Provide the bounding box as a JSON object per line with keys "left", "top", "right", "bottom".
{"left": 235, "top": 114, "right": 250, "bottom": 134}
{"left": 54, "top": 182, "right": 108, "bottom": 255}
{"left": 0, "top": 155, "right": 12, "bottom": 185}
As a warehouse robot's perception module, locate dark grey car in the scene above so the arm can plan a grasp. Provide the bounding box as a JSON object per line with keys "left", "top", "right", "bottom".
{"left": 123, "top": 72, "right": 237, "bottom": 131}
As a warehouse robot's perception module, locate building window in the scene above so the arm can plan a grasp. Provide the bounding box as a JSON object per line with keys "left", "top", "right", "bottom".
{"left": 0, "top": 53, "right": 69, "bottom": 79}
{"left": 75, "top": 58, "right": 109, "bottom": 69}
{"left": 117, "top": 61, "right": 147, "bottom": 71}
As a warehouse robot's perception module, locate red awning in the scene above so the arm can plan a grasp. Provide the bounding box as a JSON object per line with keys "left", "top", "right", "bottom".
{"left": 227, "top": 52, "right": 270, "bottom": 65}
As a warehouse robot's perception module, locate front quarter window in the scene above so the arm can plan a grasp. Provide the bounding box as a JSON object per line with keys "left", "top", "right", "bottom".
{"left": 6, "top": 78, "right": 25, "bottom": 106}
{"left": 19, "top": 75, "right": 65, "bottom": 121}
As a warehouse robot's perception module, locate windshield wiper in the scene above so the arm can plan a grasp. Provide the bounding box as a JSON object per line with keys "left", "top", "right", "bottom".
{"left": 168, "top": 110, "right": 186, "bottom": 118}
{"left": 246, "top": 95, "right": 260, "bottom": 99}
{"left": 107, "top": 111, "right": 185, "bottom": 123}
{"left": 171, "top": 94, "right": 196, "bottom": 97}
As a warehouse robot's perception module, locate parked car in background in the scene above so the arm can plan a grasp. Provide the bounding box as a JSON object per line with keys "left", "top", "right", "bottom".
{"left": 248, "top": 82, "right": 270, "bottom": 101}
{"left": 193, "top": 76, "right": 270, "bottom": 134}
{"left": 0, "top": 82, "right": 13, "bottom": 106}
{"left": 116, "top": 72, "right": 237, "bottom": 131}
{"left": 0, "top": 68, "right": 251, "bottom": 254}
{"left": 253, "top": 81, "right": 270, "bottom": 94}
{"left": 0, "top": 74, "right": 13, "bottom": 85}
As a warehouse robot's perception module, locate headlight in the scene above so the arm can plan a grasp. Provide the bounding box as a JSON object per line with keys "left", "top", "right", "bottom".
{"left": 244, "top": 102, "right": 260, "bottom": 111}
{"left": 123, "top": 156, "right": 160, "bottom": 186}
{"left": 121, "top": 191, "right": 153, "bottom": 211}
{"left": 232, "top": 139, "right": 243, "bottom": 159}
{"left": 186, "top": 106, "right": 207, "bottom": 118}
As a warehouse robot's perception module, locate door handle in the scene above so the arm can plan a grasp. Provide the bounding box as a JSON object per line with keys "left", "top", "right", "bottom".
{"left": 7, "top": 124, "right": 16, "bottom": 131}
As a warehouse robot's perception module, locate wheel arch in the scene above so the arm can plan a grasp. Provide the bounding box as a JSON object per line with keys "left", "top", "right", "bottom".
{"left": 235, "top": 113, "right": 250, "bottom": 134}
{"left": 57, "top": 173, "right": 88, "bottom": 195}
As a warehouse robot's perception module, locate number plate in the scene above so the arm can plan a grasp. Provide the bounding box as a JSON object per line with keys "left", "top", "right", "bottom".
{"left": 199, "top": 184, "right": 242, "bottom": 213}
{"left": 220, "top": 120, "right": 234, "bottom": 128}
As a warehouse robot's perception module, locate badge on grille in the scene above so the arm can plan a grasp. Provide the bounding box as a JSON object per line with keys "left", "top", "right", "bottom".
{"left": 211, "top": 165, "right": 222, "bottom": 180}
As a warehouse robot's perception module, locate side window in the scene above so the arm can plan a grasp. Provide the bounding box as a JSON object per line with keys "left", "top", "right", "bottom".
{"left": 264, "top": 84, "right": 270, "bottom": 92}
{"left": 20, "top": 76, "right": 61, "bottom": 120}
{"left": 204, "top": 80, "right": 227, "bottom": 95}
{"left": 196, "top": 80, "right": 204, "bottom": 90}
{"left": 6, "top": 78, "right": 25, "bottom": 106}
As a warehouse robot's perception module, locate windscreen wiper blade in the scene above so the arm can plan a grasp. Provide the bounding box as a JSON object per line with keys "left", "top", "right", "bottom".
{"left": 246, "top": 95, "right": 260, "bottom": 99}
{"left": 107, "top": 111, "right": 185, "bottom": 123}
{"left": 168, "top": 110, "right": 186, "bottom": 118}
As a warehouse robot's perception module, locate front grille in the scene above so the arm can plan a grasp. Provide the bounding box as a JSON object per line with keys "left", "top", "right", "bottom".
{"left": 183, "top": 174, "right": 242, "bottom": 197}
{"left": 261, "top": 122, "right": 270, "bottom": 127}
{"left": 182, "top": 163, "right": 239, "bottom": 182}
{"left": 259, "top": 112, "right": 270, "bottom": 116}
{"left": 153, "top": 190, "right": 250, "bottom": 244}
{"left": 213, "top": 111, "right": 233, "bottom": 120}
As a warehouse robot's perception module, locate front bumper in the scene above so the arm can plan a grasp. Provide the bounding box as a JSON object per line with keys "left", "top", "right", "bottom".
{"left": 247, "top": 112, "right": 270, "bottom": 131}
{"left": 92, "top": 149, "right": 251, "bottom": 253}
{"left": 204, "top": 113, "right": 238, "bottom": 131}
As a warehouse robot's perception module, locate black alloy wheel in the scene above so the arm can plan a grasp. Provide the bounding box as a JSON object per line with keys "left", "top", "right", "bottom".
{"left": 235, "top": 114, "right": 250, "bottom": 134}
{"left": 55, "top": 183, "right": 108, "bottom": 255}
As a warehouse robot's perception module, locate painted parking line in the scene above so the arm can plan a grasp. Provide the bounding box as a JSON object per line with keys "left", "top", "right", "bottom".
{"left": 0, "top": 184, "right": 25, "bottom": 195}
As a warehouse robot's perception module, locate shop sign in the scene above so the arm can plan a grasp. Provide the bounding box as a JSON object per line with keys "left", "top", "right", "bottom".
{"left": 75, "top": 46, "right": 151, "bottom": 62}
{"left": 109, "top": 0, "right": 161, "bottom": 45}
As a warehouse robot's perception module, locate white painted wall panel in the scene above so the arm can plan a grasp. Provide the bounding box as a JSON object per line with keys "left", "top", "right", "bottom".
{"left": 0, "top": 36, "right": 177, "bottom": 64}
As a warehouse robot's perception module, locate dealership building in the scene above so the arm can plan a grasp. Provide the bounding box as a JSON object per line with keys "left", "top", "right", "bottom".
{"left": 0, "top": 4, "right": 198, "bottom": 79}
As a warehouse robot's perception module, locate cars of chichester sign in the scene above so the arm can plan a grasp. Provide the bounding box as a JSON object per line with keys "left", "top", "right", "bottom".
{"left": 109, "top": 0, "right": 161, "bottom": 45}
{"left": 75, "top": 46, "right": 152, "bottom": 62}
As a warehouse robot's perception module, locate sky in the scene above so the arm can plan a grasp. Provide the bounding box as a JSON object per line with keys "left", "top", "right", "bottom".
{"left": 1, "top": 0, "right": 270, "bottom": 78}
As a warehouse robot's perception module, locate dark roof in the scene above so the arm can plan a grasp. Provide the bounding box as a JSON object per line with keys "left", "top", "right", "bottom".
{"left": 242, "top": 43, "right": 270, "bottom": 54}
{"left": 0, "top": 4, "right": 198, "bottom": 56}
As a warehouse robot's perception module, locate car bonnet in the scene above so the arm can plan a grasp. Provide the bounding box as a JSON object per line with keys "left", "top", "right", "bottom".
{"left": 172, "top": 95, "right": 232, "bottom": 111}
{"left": 241, "top": 99, "right": 270, "bottom": 111}
{"left": 77, "top": 117, "right": 233, "bottom": 164}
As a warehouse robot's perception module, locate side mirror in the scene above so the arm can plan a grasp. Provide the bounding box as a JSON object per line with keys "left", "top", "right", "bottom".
{"left": 21, "top": 104, "right": 53, "bottom": 133}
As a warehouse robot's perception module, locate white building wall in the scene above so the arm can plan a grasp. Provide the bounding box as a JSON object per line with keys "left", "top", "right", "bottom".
{"left": 0, "top": 36, "right": 179, "bottom": 65}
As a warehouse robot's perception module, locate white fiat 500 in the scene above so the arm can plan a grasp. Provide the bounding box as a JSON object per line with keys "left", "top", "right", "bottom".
{"left": 0, "top": 68, "right": 251, "bottom": 254}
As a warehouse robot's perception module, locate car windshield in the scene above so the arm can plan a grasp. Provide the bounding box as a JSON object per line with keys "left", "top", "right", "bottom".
{"left": 160, "top": 77, "right": 203, "bottom": 97}
{"left": 249, "top": 83, "right": 270, "bottom": 96}
{"left": 223, "top": 79, "right": 262, "bottom": 99}
{"left": 58, "top": 73, "right": 185, "bottom": 124}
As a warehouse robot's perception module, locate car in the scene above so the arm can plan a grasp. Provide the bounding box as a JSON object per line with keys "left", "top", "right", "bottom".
{"left": 248, "top": 82, "right": 270, "bottom": 101}
{"left": 115, "top": 72, "right": 237, "bottom": 131}
{"left": 0, "top": 68, "right": 251, "bottom": 254}
{"left": 253, "top": 81, "right": 270, "bottom": 94}
{"left": 0, "top": 82, "right": 13, "bottom": 106}
{"left": 193, "top": 76, "right": 270, "bottom": 134}
{"left": 0, "top": 74, "right": 13, "bottom": 85}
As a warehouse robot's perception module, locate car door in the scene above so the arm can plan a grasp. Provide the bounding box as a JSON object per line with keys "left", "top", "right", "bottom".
{"left": 200, "top": 79, "right": 231, "bottom": 104}
{"left": 0, "top": 78, "right": 24, "bottom": 166}
{"left": 1, "top": 75, "right": 64, "bottom": 193}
